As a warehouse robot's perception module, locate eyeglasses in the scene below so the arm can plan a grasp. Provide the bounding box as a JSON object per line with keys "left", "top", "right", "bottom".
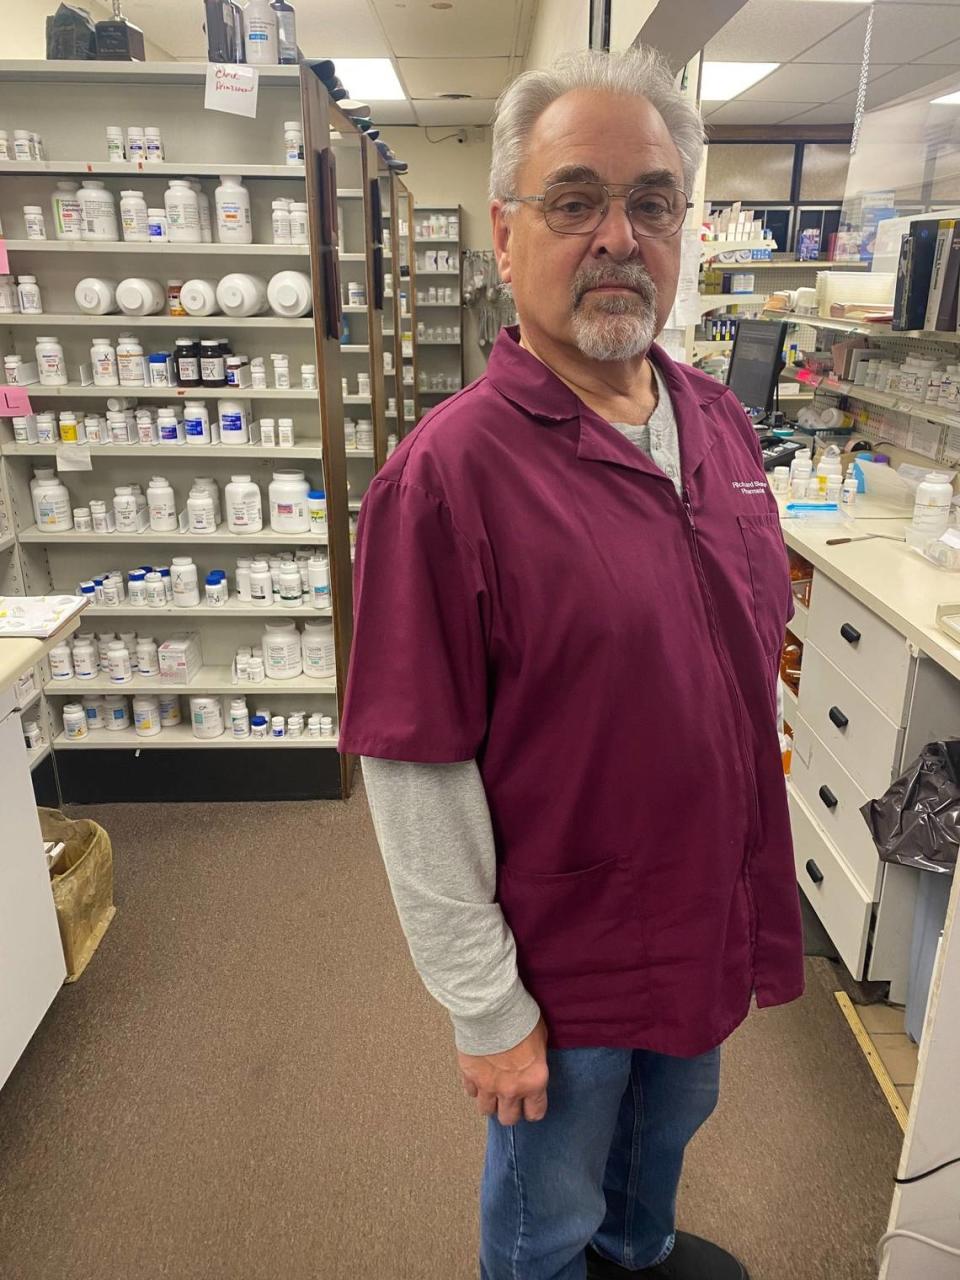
{"left": 508, "top": 181, "right": 692, "bottom": 238}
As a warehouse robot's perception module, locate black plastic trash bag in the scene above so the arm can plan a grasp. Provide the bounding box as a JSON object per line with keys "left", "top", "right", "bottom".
{"left": 861, "top": 740, "right": 960, "bottom": 874}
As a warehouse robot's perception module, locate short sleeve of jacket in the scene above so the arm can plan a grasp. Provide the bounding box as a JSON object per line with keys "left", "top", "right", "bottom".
{"left": 337, "top": 477, "right": 489, "bottom": 762}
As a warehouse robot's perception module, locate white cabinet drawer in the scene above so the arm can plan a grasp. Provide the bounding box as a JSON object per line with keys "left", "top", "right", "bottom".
{"left": 792, "top": 718, "right": 882, "bottom": 899}
{"left": 806, "top": 573, "right": 912, "bottom": 723}
{"left": 788, "top": 784, "right": 872, "bottom": 980}
{"left": 798, "top": 644, "right": 903, "bottom": 799}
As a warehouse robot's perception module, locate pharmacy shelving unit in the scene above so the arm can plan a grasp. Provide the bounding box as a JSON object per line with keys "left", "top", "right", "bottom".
{"left": 0, "top": 449, "right": 58, "bottom": 802}
{"left": 412, "top": 205, "right": 463, "bottom": 409}
{"left": 394, "top": 181, "right": 422, "bottom": 433}
{"left": 379, "top": 169, "right": 415, "bottom": 442}
{"left": 772, "top": 311, "right": 960, "bottom": 466}
{"left": 0, "top": 59, "right": 375, "bottom": 801}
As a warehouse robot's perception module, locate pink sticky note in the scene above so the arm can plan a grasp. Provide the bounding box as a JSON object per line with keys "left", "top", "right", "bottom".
{"left": 0, "top": 240, "right": 8, "bottom": 274}
{"left": 0, "top": 385, "right": 33, "bottom": 416}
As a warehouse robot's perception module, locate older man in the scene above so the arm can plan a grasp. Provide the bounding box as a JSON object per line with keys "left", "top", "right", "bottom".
{"left": 338, "top": 47, "right": 803, "bottom": 1280}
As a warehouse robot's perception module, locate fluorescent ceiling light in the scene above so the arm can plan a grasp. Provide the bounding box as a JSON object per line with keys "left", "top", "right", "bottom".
{"left": 931, "top": 89, "right": 960, "bottom": 104}
{"left": 334, "top": 58, "right": 406, "bottom": 102}
{"left": 701, "top": 62, "right": 780, "bottom": 101}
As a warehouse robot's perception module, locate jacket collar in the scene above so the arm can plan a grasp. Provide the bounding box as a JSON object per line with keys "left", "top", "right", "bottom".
{"left": 486, "top": 326, "right": 725, "bottom": 480}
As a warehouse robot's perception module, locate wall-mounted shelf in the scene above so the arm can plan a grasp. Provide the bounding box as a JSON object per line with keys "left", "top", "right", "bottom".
{"left": 697, "top": 293, "right": 767, "bottom": 315}
{"left": 20, "top": 525, "right": 327, "bottom": 546}
{"left": 0, "top": 59, "right": 301, "bottom": 85}
{"left": 27, "top": 742, "right": 52, "bottom": 770}
{"left": 780, "top": 368, "right": 960, "bottom": 431}
{"left": 773, "top": 309, "right": 960, "bottom": 345}
{"left": 1, "top": 315, "right": 314, "bottom": 329}
{"left": 84, "top": 601, "right": 331, "bottom": 619}
{"left": 1, "top": 240, "right": 309, "bottom": 256}
{"left": 53, "top": 726, "right": 339, "bottom": 750}
{"left": 46, "top": 668, "right": 336, "bottom": 696}
{"left": 0, "top": 161, "right": 305, "bottom": 178}
{"left": 1, "top": 384, "right": 319, "bottom": 401}
{"left": 4, "top": 442, "right": 323, "bottom": 459}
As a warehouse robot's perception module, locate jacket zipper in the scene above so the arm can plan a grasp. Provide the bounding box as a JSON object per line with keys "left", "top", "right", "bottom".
{"left": 679, "top": 488, "right": 762, "bottom": 940}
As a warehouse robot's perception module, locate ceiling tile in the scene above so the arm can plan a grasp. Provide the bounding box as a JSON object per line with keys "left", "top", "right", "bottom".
{"left": 738, "top": 62, "right": 864, "bottom": 101}
{"left": 868, "top": 63, "right": 960, "bottom": 106}
{"left": 798, "top": 4, "right": 960, "bottom": 64}
{"left": 784, "top": 98, "right": 857, "bottom": 124}
{"left": 706, "top": 100, "right": 822, "bottom": 125}
{"left": 413, "top": 98, "right": 497, "bottom": 125}
{"left": 399, "top": 57, "right": 511, "bottom": 98}
{"left": 915, "top": 37, "right": 960, "bottom": 64}
{"left": 372, "top": 0, "right": 518, "bottom": 58}
{"left": 703, "top": 0, "right": 868, "bottom": 61}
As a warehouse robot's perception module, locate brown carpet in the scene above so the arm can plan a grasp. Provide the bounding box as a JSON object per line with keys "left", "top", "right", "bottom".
{"left": 0, "top": 785, "right": 902, "bottom": 1280}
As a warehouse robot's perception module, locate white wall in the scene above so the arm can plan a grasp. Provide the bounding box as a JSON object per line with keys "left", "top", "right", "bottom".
{"left": 381, "top": 125, "right": 494, "bottom": 382}
{"left": 8, "top": 0, "right": 173, "bottom": 60}
{"left": 524, "top": 0, "right": 590, "bottom": 71}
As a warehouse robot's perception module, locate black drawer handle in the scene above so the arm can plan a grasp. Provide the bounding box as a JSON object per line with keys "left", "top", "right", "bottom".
{"left": 806, "top": 859, "right": 825, "bottom": 886}
{"left": 840, "top": 623, "right": 861, "bottom": 645}
{"left": 829, "top": 705, "right": 849, "bottom": 730}
{"left": 819, "top": 785, "right": 838, "bottom": 810}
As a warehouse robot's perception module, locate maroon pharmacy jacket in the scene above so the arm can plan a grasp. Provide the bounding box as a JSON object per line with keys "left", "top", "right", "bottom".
{"left": 339, "top": 326, "right": 805, "bottom": 1054}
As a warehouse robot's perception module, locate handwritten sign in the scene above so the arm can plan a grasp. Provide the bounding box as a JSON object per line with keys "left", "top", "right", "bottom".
{"left": 0, "top": 384, "right": 33, "bottom": 417}
{"left": 0, "top": 239, "right": 8, "bottom": 274}
{"left": 204, "top": 63, "right": 259, "bottom": 118}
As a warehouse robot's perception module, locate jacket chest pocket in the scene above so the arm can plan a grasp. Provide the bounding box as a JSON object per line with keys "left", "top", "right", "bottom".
{"left": 737, "top": 513, "right": 791, "bottom": 658}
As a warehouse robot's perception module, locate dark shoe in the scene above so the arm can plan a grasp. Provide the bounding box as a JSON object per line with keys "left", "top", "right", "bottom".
{"left": 586, "top": 1232, "right": 749, "bottom": 1279}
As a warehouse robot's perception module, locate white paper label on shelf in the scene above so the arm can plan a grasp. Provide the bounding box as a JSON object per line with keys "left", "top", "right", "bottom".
{"left": 204, "top": 64, "right": 259, "bottom": 119}
{"left": 56, "top": 444, "right": 92, "bottom": 471}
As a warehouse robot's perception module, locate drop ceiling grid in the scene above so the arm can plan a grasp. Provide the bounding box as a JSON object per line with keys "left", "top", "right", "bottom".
{"left": 704, "top": 0, "right": 960, "bottom": 127}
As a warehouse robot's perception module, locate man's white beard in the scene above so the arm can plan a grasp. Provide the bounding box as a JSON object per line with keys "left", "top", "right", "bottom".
{"left": 571, "top": 296, "right": 658, "bottom": 361}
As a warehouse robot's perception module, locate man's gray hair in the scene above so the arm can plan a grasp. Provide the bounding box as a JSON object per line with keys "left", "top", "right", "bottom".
{"left": 489, "top": 47, "right": 705, "bottom": 203}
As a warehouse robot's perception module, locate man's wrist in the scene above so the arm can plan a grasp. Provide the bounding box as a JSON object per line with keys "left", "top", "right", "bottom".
{"left": 452, "top": 982, "right": 542, "bottom": 1056}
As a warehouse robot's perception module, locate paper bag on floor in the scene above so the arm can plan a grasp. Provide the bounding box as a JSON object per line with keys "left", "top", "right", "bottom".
{"left": 39, "top": 807, "right": 117, "bottom": 982}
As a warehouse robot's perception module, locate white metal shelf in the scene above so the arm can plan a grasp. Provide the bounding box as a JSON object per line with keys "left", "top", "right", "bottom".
{"left": 53, "top": 726, "right": 339, "bottom": 750}
{"left": 19, "top": 524, "right": 327, "bottom": 545}
{"left": 700, "top": 237, "right": 770, "bottom": 262}
{"left": 418, "top": 341, "right": 460, "bottom": 347}
{"left": 697, "top": 293, "right": 767, "bottom": 315}
{"left": 339, "top": 253, "right": 366, "bottom": 262}
{"left": 2, "top": 240, "right": 309, "bottom": 256}
{"left": 17, "top": 687, "right": 42, "bottom": 714}
{"left": 46, "top": 667, "right": 336, "bottom": 695}
{"left": 3, "top": 442, "right": 323, "bottom": 459}
{"left": 415, "top": 270, "right": 460, "bottom": 277}
{"left": 84, "top": 601, "right": 331, "bottom": 619}
{"left": 416, "top": 301, "right": 460, "bottom": 308}
{"left": 0, "top": 60, "right": 302, "bottom": 85}
{"left": 0, "top": 161, "right": 304, "bottom": 178}
{"left": 337, "top": 190, "right": 363, "bottom": 199}
{"left": 780, "top": 368, "right": 960, "bottom": 431}
{"left": 0, "top": 533, "right": 14, "bottom": 553}
{"left": 1, "top": 315, "right": 314, "bottom": 329}
{"left": 693, "top": 340, "right": 734, "bottom": 357}
{"left": 341, "top": 305, "right": 369, "bottom": 313}
{"left": 345, "top": 448, "right": 375, "bottom": 458}
{"left": 2, "top": 384, "right": 318, "bottom": 401}
{"left": 340, "top": 344, "right": 370, "bottom": 354}
{"left": 415, "top": 238, "right": 459, "bottom": 244}
{"left": 772, "top": 309, "right": 960, "bottom": 345}
{"left": 27, "top": 742, "right": 51, "bottom": 770}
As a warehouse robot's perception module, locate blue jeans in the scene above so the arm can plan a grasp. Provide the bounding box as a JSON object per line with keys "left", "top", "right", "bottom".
{"left": 480, "top": 1046, "right": 721, "bottom": 1280}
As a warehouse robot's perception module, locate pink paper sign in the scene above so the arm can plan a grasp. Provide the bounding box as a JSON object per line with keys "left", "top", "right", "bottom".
{"left": 0, "top": 385, "right": 33, "bottom": 416}
{"left": 0, "top": 239, "right": 8, "bottom": 274}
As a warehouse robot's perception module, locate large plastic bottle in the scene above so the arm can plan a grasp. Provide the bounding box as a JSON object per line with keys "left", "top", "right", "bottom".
{"left": 164, "top": 180, "right": 202, "bottom": 244}
{"left": 243, "top": 0, "right": 278, "bottom": 63}
{"left": 912, "top": 472, "right": 954, "bottom": 537}
{"left": 215, "top": 176, "right": 253, "bottom": 244}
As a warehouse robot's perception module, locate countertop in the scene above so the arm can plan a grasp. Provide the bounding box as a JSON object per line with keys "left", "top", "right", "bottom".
{"left": 0, "top": 617, "right": 83, "bottom": 694}
{"left": 779, "top": 499, "right": 960, "bottom": 683}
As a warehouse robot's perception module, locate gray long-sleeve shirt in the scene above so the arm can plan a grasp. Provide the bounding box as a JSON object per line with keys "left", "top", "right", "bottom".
{"left": 362, "top": 368, "right": 682, "bottom": 1056}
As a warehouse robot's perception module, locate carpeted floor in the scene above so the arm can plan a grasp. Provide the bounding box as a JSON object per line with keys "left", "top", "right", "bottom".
{"left": 0, "top": 784, "right": 902, "bottom": 1280}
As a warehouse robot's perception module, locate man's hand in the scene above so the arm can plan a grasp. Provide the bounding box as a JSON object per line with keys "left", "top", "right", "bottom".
{"left": 457, "top": 1017, "right": 549, "bottom": 1126}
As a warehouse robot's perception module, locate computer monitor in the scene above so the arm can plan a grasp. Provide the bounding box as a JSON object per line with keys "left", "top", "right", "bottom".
{"left": 726, "top": 318, "right": 787, "bottom": 417}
